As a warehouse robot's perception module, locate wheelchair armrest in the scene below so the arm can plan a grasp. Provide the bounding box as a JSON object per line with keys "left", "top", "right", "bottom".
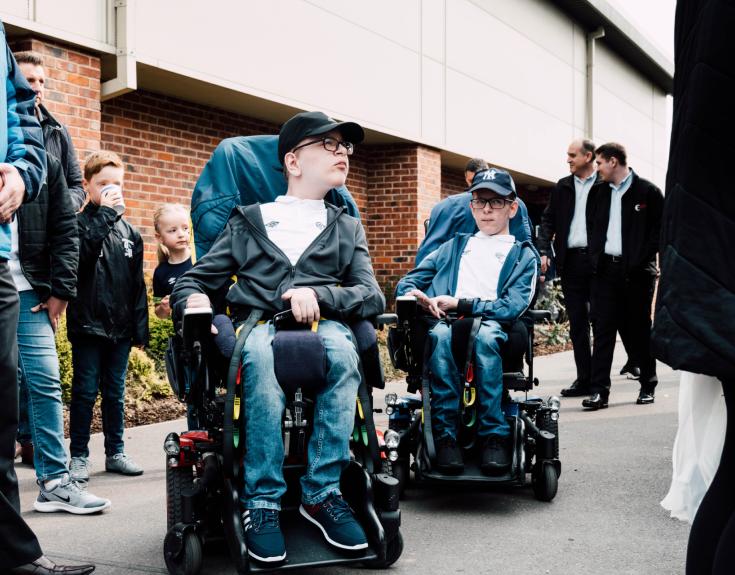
{"left": 182, "top": 307, "right": 214, "bottom": 349}
{"left": 375, "top": 313, "right": 398, "bottom": 328}
{"left": 395, "top": 295, "right": 418, "bottom": 322}
{"left": 526, "top": 309, "right": 552, "bottom": 323}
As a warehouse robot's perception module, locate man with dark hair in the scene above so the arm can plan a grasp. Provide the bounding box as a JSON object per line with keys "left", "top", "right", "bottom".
{"left": 464, "top": 157, "right": 489, "bottom": 186}
{"left": 581, "top": 142, "right": 664, "bottom": 410}
{"left": 416, "top": 158, "right": 533, "bottom": 265}
{"left": 537, "top": 139, "right": 638, "bottom": 398}
{"left": 15, "top": 51, "right": 84, "bottom": 210}
{"left": 1, "top": 19, "right": 95, "bottom": 575}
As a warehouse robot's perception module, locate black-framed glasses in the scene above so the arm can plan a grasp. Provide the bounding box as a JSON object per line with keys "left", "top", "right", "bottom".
{"left": 470, "top": 197, "right": 513, "bottom": 210}
{"left": 291, "top": 137, "right": 354, "bottom": 156}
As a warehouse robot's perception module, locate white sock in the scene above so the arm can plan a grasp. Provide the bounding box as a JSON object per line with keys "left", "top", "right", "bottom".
{"left": 44, "top": 478, "right": 62, "bottom": 490}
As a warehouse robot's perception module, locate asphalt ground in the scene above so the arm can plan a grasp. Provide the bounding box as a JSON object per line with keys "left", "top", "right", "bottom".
{"left": 16, "top": 341, "right": 689, "bottom": 575}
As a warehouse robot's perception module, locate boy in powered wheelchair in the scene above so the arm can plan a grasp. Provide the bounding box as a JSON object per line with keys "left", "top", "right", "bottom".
{"left": 163, "top": 112, "right": 403, "bottom": 574}
{"left": 386, "top": 168, "right": 561, "bottom": 500}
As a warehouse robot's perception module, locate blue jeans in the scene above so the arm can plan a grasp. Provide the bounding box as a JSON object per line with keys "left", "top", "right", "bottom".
{"left": 240, "top": 320, "right": 360, "bottom": 511}
{"left": 16, "top": 290, "right": 68, "bottom": 481}
{"left": 428, "top": 319, "right": 510, "bottom": 440}
{"left": 69, "top": 335, "right": 131, "bottom": 458}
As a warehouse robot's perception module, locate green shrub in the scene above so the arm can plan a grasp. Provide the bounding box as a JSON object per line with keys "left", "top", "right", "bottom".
{"left": 56, "top": 307, "right": 173, "bottom": 406}
{"left": 147, "top": 310, "right": 175, "bottom": 368}
{"left": 56, "top": 315, "right": 73, "bottom": 404}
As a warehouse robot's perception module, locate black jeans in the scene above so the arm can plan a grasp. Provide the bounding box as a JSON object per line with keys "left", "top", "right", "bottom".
{"left": 0, "top": 261, "right": 42, "bottom": 568}
{"left": 589, "top": 257, "right": 657, "bottom": 397}
{"left": 560, "top": 249, "right": 593, "bottom": 384}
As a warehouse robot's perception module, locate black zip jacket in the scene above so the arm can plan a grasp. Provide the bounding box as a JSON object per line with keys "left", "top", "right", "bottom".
{"left": 16, "top": 153, "right": 78, "bottom": 301}
{"left": 586, "top": 171, "right": 664, "bottom": 277}
{"left": 39, "top": 104, "right": 84, "bottom": 211}
{"left": 66, "top": 203, "right": 149, "bottom": 344}
{"left": 537, "top": 172, "right": 607, "bottom": 273}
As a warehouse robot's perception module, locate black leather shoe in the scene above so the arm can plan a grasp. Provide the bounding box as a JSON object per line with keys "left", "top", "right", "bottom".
{"left": 560, "top": 379, "right": 591, "bottom": 397}
{"left": 10, "top": 556, "right": 95, "bottom": 574}
{"left": 620, "top": 362, "right": 641, "bottom": 379}
{"left": 582, "top": 393, "right": 609, "bottom": 410}
{"left": 435, "top": 436, "right": 463, "bottom": 473}
{"left": 636, "top": 391, "right": 655, "bottom": 405}
{"left": 480, "top": 435, "right": 512, "bottom": 474}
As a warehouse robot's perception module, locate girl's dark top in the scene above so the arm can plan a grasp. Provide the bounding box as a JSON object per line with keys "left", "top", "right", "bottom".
{"left": 153, "top": 257, "right": 193, "bottom": 297}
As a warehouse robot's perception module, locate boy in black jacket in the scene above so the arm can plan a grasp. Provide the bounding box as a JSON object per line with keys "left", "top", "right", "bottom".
{"left": 67, "top": 151, "right": 148, "bottom": 483}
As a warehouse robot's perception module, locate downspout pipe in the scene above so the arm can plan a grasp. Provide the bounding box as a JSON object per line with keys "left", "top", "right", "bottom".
{"left": 101, "top": 0, "right": 136, "bottom": 101}
{"left": 585, "top": 26, "right": 605, "bottom": 139}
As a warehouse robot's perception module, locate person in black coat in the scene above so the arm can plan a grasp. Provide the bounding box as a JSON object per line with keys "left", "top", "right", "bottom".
{"left": 15, "top": 51, "right": 85, "bottom": 210}
{"left": 581, "top": 142, "right": 663, "bottom": 410}
{"left": 652, "top": 1, "right": 735, "bottom": 573}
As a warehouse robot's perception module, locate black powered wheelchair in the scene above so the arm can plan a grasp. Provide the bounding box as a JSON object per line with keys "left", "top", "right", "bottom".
{"left": 163, "top": 308, "right": 403, "bottom": 575}
{"left": 160, "top": 135, "right": 403, "bottom": 575}
{"left": 382, "top": 296, "right": 561, "bottom": 501}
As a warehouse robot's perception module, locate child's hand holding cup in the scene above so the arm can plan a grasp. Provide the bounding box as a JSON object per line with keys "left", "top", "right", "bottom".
{"left": 100, "top": 184, "right": 125, "bottom": 215}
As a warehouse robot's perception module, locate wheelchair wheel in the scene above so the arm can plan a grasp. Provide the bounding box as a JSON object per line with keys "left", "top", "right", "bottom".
{"left": 167, "top": 464, "right": 194, "bottom": 529}
{"left": 364, "top": 532, "right": 404, "bottom": 569}
{"left": 532, "top": 462, "right": 558, "bottom": 502}
{"left": 164, "top": 530, "right": 202, "bottom": 575}
{"left": 536, "top": 410, "right": 559, "bottom": 460}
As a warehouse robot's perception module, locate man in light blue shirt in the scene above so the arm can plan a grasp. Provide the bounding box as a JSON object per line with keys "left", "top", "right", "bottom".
{"left": 603, "top": 169, "right": 634, "bottom": 256}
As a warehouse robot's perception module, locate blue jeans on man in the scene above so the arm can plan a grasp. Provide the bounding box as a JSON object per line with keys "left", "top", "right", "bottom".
{"left": 16, "top": 290, "right": 68, "bottom": 481}
{"left": 428, "top": 319, "right": 510, "bottom": 440}
{"left": 68, "top": 335, "right": 131, "bottom": 458}
{"left": 239, "top": 319, "right": 360, "bottom": 511}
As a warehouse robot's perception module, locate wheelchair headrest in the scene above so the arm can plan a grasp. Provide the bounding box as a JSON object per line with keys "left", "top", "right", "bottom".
{"left": 191, "top": 135, "right": 361, "bottom": 259}
{"left": 272, "top": 330, "right": 328, "bottom": 395}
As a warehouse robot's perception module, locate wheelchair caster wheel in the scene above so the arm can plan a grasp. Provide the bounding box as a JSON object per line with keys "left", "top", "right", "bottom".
{"left": 392, "top": 459, "right": 409, "bottom": 497}
{"left": 363, "top": 532, "right": 404, "bottom": 569}
{"left": 532, "top": 462, "right": 558, "bottom": 502}
{"left": 164, "top": 530, "right": 203, "bottom": 575}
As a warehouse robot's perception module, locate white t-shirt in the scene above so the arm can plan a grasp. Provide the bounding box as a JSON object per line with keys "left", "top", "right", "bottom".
{"left": 259, "top": 195, "right": 328, "bottom": 265}
{"left": 454, "top": 232, "right": 515, "bottom": 301}
{"left": 8, "top": 217, "right": 33, "bottom": 292}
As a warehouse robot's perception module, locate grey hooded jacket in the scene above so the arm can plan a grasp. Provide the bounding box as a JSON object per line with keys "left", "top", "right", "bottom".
{"left": 170, "top": 202, "right": 385, "bottom": 322}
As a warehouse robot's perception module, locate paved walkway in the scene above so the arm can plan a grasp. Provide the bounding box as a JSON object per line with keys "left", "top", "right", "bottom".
{"left": 16, "top": 341, "right": 690, "bottom": 574}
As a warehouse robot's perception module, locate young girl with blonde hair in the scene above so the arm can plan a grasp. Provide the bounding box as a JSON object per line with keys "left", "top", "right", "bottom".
{"left": 152, "top": 204, "right": 192, "bottom": 319}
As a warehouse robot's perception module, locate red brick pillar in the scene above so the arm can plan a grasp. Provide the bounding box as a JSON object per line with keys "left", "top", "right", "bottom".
{"left": 10, "top": 37, "right": 101, "bottom": 160}
{"left": 365, "top": 144, "right": 441, "bottom": 302}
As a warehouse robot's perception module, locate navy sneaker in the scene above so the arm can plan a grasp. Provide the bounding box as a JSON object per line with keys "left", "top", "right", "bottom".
{"left": 242, "top": 509, "right": 286, "bottom": 563}
{"left": 300, "top": 494, "right": 368, "bottom": 551}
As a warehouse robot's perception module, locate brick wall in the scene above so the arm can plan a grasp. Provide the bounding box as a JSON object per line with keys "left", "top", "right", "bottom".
{"left": 101, "top": 91, "right": 277, "bottom": 268}
{"left": 11, "top": 37, "right": 101, "bottom": 159}
{"left": 366, "top": 144, "right": 441, "bottom": 298}
{"left": 442, "top": 167, "right": 467, "bottom": 199}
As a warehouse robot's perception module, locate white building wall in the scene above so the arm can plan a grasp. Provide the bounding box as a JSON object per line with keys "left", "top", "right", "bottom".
{"left": 1, "top": 0, "right": 670, "bottom": 186}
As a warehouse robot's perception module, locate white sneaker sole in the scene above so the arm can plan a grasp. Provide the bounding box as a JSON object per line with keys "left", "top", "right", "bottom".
{"left": 299, "top": 505, "right": 369, "bottom": 550}
{"left": 247, "top": 549, "right": 287, "bottom": 563}
{"left": 34, "top": 499, "right": 111, "bottom": 515}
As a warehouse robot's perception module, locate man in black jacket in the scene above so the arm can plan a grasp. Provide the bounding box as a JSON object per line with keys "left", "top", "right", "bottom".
{"left": 15, "top": 51, "right": 85, "bottom": 210}
{"left": 582, "top": 142, "right": 663, "bottom": 410}
{"left": 538, "top": 139, "right": 605, "bottom": 397}
{"left": 10, "top": 154, "right": 110, "bottom": 515}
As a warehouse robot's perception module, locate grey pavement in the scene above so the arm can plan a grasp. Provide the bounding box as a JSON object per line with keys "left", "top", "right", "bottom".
{"left": 16, "top": 341, "right": 689, "bottom": 574}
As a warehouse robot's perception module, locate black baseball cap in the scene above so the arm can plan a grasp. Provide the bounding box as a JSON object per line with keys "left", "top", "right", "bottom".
{"left": 467, "top": 168, "right": 517, "bottom": 197}
{"left": 278, "top": 111, "right": 365, "bottom": 164}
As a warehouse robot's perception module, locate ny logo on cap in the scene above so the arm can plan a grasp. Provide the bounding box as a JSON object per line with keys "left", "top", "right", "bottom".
{"left": 481, "top": 169, "right": 497, "bottom": 181}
